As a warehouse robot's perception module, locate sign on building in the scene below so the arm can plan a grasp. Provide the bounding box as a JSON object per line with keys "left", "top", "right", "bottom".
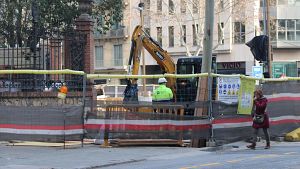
{"left": 217, "top": 77, "right": 240, "bottom": 104}
{"left": 217, "top": 62, "right": 246, "bottom": 75}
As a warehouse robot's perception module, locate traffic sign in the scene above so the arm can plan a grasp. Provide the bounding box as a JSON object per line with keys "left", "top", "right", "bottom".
{"left": 252, "top": 66, "right": 263, "bottom": 78}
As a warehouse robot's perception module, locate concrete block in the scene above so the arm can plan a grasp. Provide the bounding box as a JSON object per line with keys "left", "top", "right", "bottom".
{"left": 275, "top": 136, "right": 285, "bottom": 142}
{"left": 206, "top": 139, "right": 216, "bottom": 147}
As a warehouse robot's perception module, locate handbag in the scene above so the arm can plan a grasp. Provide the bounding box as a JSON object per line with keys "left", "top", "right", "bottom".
{"left": 253, "top": 114, "right": 264, "bottom": 124}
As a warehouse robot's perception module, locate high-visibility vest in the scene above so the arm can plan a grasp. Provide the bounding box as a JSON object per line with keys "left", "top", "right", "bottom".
{"left": 152, "top": 84, "right": 173, "bottom": 102}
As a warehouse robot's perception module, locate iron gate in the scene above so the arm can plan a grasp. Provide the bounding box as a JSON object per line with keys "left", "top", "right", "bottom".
{"left": 0, "top": 29, "right": 86, "bottom": 92}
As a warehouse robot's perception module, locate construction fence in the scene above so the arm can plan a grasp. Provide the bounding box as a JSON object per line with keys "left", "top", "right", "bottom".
{"left": 0, "top": 70, "right": 86, "bottom": 143}
{"left": 0, "top": 70, "right": 300, "bottom": 146}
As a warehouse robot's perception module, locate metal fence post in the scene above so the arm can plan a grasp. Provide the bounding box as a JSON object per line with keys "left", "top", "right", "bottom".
{"left": 207, "top": 74, "right": 216, "bottom": 147}
{"left": 81, "top": 74, "right": 87, "bottom": 147}
{"left": 63, "top": 108, "right": 66, "bottom": 149}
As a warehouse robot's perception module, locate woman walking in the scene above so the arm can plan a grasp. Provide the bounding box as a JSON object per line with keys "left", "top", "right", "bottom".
{"left": 247, "top": 89, "right": 271, "bottom": 149}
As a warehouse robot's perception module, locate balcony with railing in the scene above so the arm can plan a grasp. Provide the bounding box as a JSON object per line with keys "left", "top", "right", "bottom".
{"left": 94, "top": 27, "right": 129, "bottom": 40}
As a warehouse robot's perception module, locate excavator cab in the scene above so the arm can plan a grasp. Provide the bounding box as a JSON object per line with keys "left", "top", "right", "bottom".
{"left": 176, "top": 56, "right": 217, "bottom": 115}
{"left": 176, "top": 56, "right": 217, "bottom": 102}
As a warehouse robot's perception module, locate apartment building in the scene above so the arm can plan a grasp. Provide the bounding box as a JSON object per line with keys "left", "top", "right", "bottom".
{"left": 93, "top": 0, "right": 300, "bottom": 85}
{"left": 265, "top": 0, "right": 300, "bottom": 77}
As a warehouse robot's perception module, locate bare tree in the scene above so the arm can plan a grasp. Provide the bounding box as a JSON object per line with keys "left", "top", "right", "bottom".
{"left": 150, "top": 0, "right": 259, "bottom": 56}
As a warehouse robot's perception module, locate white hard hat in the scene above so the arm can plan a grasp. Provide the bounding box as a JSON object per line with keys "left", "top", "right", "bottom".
{"left": 158, "top": 78, "right": 167, "bottom": 84}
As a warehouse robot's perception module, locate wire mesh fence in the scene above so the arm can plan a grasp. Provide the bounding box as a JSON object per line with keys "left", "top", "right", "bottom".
{"left": 0, "top": 71, "right": 86, "bottom": 144}
{"left": 87, "top": 75, "right": 300, "bottom": 145}
{"left": 1, "top": 72, "right": 300, "bottom": 146}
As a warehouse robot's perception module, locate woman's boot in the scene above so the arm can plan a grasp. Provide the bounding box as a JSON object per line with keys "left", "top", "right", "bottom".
{"left": 247, "top": 143, "right": 256, "bottom": 149}
{"left": 265, "top": 142, "right": 270, "bottom": 149}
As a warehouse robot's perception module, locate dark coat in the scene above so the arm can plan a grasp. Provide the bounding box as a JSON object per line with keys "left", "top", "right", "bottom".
{"left": 252, "top": 97, "right": 270, "bottom": 129}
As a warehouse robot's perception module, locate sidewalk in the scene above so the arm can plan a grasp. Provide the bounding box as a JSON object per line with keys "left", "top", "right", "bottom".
{"left": 0, "top": 141, "right": 205, "bottom": 169}
{"left": 0, "top": 140, "right": 299, "bottom": 169}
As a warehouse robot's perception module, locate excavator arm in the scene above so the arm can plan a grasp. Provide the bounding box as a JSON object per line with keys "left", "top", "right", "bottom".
{"left": 124, "top": 25, "right": 176, "bottom": 101}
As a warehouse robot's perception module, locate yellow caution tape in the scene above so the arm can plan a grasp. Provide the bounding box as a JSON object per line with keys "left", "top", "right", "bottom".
{"left": 1, "top": 69, "right": 300, "bottom": 82}
{"left": 87, "top": 73, "right": 209, "bottom": 79}
{"left": 0, "top": 69, "right": 85, "bottom": 75}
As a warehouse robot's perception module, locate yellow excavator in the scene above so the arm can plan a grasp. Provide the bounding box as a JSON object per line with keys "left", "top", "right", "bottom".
{"left": 123, "top": 25, "right": 176, "bottom": 102}
{"left": 123, "top": 25, "right": 217, "bottom": 108}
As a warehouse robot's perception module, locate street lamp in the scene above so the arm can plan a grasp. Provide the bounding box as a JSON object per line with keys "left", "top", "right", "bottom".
{"left": 138, "top": 2, "right": 146, "bottom": 96}
{"left": 31, "top": 0, "right": 39, "bottom": 70}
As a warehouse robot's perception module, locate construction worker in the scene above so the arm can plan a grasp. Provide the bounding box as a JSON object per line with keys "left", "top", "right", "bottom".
{"left": 152, "top": 78, "right": 173, "bottom": 102}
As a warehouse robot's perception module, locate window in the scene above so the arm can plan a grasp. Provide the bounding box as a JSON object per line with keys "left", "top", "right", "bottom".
{"left": 287, "top": 20, "right": 295, "bottom": 40}
{"left": 111, "top": 21, "right": 121, "bottom": 30}
{"left": 296, "top": 20, "right": 300, "bottom": 40}
{"left": 169, "top": 0, "right": 174, "bottom": 14}
{"left": 95, "top": 46, "right": 104, "bottom": 68}
{"left": 192, "top": 24, "right": 199, "bottom": 46}
{"left": 233, "top": 22, "right": 245, "bottom": 44}
{"left": 260, "top": 0, "right": 276, "bottom": 7}
{"left": 260, "top": 20, "right": 265, "bottom": 34}
{"left": 278, "top": 0, "right": 288, "bottom": 5}
{"left": 145, "top": 27, "right": 151, "bottom": 36}
{"left": 181, "top": 0, "right": 186, "bottom": 13}
{"left": 193, "top": 0, "right": 198, "bottom": 13}
{"left": 144, "top": 0, "right": 150, "bottom": 10}
{"left": 157, "top": 0, "right": 162, "bottom": 12}
{"left": 271, "top": 0, "right": 277, "bottom": 5}
{"left": 157, "top": 27, "right": 162, "bottom": 46}
{"left": 181, "top": 25, "right": 186, "bottom": 45}
{"left": 94, "top": 16, "right": 105, "bottom": 35}
{"left": 260, "top": 0, "right": 263, "bottom": 7}
{"left": 288, "top": 0, "right": 297, "bottom": 5}
{"left": 169, "top": 26, "right": 174, "bottom": 47}
{"left": 113, "top": 45, "right": 123, "bottom": 66}
{"left": 270, "top": 20, "right": 277, "bottom": 41}
{"left": 218, "top": 22, "right": 224, "bottom": 44}
{"left": 277, "top": 19, "right": 300, "bottom": 41}
{"left": 232, "top": 0, "right": 238, "bottom": 7}
{"left": 218, "top": 0, "right": 224, "bottom": 10}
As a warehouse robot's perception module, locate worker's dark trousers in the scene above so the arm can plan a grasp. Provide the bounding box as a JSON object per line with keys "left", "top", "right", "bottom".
{"left": 252, "top": 128, "right": 270, "bottom": 144}
{"left": 153, "top": 100, "right": 171, "bottom": 113}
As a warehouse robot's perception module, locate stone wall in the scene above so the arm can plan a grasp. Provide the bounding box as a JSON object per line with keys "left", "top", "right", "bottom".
{"left": 0, "top": 91, "right": 93, "bottom": 107}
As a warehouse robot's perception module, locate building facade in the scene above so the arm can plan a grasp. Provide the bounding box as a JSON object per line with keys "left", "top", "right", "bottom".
{"left": 265, "top": 0, "right": 300, "bottom": 77}
{"left": 93, "top": 0, "right": 300, "bottom": 85}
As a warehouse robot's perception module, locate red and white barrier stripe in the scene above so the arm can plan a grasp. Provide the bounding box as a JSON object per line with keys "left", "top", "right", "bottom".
{"left": 212, "top": 117, "right": 252, "bottom": 129}
{"left": 265, "top": 93, "right": 300, "bottom": 102}
{"left": 0, "top": 124, "right": 83, "bottom": 135}
{"left": 1, "top": 115, "right": 299, "bottom": 135}
{"left": 212, "top": 115, "right": 300, "bottom": 129}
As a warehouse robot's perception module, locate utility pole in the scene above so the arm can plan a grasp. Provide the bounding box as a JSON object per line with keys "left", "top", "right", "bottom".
{"left": 201, "top": 0, "right": 214, "bottom": 74}
{"left": 266, "top": 0, "right": 272, "bottom": 78}
{"left": 138, "top": 2, "right": 146, "bottom": 96}
{"left": 196, "top": 0, "right": 214, "bottom": 116}
{"left": 194, "top": 0, "right": 215, "bottom": 147}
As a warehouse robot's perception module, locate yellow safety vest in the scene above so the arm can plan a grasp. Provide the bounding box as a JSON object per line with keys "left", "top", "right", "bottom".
{"left": 152, "top": 84, "right": 173, "bottom": 102}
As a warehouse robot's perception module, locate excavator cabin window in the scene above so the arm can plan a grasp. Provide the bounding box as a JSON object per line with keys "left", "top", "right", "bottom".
{"left": 176, "top": 56, "right": 217, "bottom": 102}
